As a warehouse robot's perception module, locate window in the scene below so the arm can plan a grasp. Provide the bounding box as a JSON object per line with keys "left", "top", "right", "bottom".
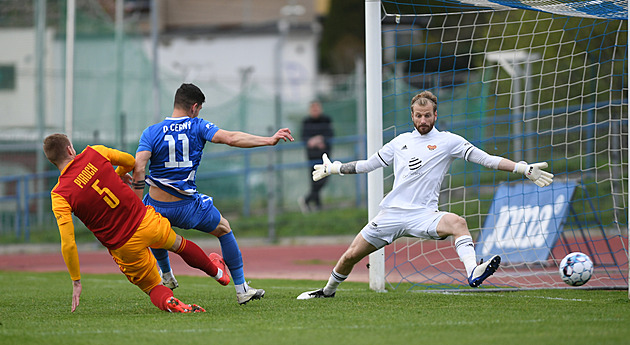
{"left": 0, "top": 65, "right": 16, "bottom": 90}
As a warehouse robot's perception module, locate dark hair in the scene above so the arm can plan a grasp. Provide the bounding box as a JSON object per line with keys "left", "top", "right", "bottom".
{"left": 410, "top": 91, "right": 437, "bottom": 113}
{"left": 43, "top": 133, "right": 71, "bottom": 165}
{"left": 174, "top": 83, "right": 205, "bottom": 110}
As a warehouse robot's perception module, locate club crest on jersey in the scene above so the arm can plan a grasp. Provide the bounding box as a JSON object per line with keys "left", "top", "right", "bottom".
{"left": 427, "top": 145, "right": 437, "bottom": 151}
{"left": 401, "top": 145, "right": 408, "bottom": 150}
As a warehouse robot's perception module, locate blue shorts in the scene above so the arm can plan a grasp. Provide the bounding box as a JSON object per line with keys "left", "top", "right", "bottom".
{"left": 143, "top": 193, "right": 222, "bottom": 233}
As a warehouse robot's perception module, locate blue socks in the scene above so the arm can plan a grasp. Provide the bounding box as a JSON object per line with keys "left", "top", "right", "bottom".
{"left": 151, "top": 248, "right": 172, "bottom": 274}
{"left": 219, "top": 232, "right": 245, "bottom": 285}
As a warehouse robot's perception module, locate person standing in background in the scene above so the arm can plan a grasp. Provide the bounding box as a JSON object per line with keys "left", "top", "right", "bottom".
{"left": 298, "top": 100, "right": 334, "bottom": 213}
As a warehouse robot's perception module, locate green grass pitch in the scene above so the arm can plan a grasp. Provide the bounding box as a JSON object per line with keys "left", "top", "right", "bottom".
{"left": 0, "top": 271, "right": 628, "bottom": 345}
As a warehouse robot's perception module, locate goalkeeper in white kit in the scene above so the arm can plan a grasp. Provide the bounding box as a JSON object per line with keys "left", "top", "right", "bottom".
{"left": 297, "top": 90, "right": 554, "bottom": 299}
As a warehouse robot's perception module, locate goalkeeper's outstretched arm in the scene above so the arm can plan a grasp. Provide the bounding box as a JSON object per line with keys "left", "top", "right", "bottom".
{"left": 312, "top": 153, "right": 384, "bottom": 181}
{"left": 466, "top": 147, "right": 554, "bottom": 187}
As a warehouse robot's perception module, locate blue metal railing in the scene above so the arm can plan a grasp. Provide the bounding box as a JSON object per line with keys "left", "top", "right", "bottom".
{"left": 0, "top": 170, "right": 59, "bottom": 241}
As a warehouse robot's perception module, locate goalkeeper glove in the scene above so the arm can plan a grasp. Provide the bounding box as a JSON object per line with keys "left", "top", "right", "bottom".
{"left": 312, "top": 153, "right": 343, "bottom": 181}
{"left": 513, "top": 162, "right": 554, "bottom": 187}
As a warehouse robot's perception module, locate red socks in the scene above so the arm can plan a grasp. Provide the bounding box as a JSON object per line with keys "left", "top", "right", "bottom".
{"left": 174, "top": 238, "right": 219, "bottom": 277}
{"left": 149, "top": 284, "right": 174, "bottom": 311}
{"left": 150, "top": 238, "right": 218, "bottom": 312}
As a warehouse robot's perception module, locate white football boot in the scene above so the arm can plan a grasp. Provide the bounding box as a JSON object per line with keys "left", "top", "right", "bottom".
{"left": 237, "top": 286, "right": 266, "bottom": 305}
{"left": 297, "top": 288, "right": 335, "bottom": 300}
{"left": 160, "top": 270, "right": 179, "bottom": 290}
{"left": 468, "top": 255, "right": 501, "bottom": 287}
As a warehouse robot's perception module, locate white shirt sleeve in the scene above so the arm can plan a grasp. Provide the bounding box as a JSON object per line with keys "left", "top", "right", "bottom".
{"left": 465, "top": 147, "right": 503, "bottom": 170}
{"left": 355, "top": 140, "right": 395, "bottom": 173}
{"left": 356, "top": 152, "right": 387, "bottom": 173}
{"left": 447, "top": 132, "right": 475, "bottom": 160}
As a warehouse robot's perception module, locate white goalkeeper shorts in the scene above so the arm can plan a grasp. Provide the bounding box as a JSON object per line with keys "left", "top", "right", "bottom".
{"left": 360, "top": 207, "right": 447, "bottom": 249}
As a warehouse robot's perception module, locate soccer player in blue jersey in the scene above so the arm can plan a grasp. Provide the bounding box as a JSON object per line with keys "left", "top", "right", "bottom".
{"left": 133, "top": 83, "right": 294, "bottom": 305}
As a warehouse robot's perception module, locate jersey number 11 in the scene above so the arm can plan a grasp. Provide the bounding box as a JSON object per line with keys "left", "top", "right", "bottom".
{"left": 164, "top": 134, "right": 193, "bottom": 168}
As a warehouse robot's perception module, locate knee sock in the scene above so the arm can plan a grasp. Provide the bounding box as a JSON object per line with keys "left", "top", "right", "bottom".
{"left": 174, "top": 238, "right": 220, "bottom": 278}
{"left": 455, "top": 235, "right": 477, "bottom": 276}
{"left": 323, "top": 269, "right": 348, "bottom": 296}
{"left": 149, "top": 284, "right": 174, "bottom": 311}
{"left": 151, "top": 248, "right": 172, "bottom": 274}
{"left": 218, "top": 232, "right": 245, "bottom": 286}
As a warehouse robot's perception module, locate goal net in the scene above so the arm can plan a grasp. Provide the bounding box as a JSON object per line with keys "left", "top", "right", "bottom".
{"left": 366, "top": 0, "right": 628, "bottom": 290}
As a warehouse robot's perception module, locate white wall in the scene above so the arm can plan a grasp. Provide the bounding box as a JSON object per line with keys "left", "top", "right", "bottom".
{"left": 0, "top": 28, "right": 319, "bottom": 141}
{"left": 0, "top": 29, "right": 57, "bottom": 135}
{"left": 153, "top": 32, "right": 318, "bottom": 105}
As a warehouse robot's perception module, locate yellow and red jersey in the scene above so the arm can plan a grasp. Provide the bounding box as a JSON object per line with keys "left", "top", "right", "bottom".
{"left": 51, "top": 145, "right": 147, "bottom": 279}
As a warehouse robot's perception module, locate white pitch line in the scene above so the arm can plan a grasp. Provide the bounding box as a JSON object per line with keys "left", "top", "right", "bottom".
{"left": 438, "top": 291, "right": 592, "bottom": 302}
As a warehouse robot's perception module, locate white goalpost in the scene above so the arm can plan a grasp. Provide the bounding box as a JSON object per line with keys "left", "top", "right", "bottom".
{"left": 365, "top": 0, "right": 628, "bottom": 292}
{"left": 366, "top": 0, "right": 387, "bottom": 292}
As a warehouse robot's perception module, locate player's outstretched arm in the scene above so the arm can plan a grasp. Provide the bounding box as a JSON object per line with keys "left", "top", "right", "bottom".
{"left": 468, "top": 148, "right": 554, "bottom": 187}
{"left": 212, "top": 128, "right": 294, "bottom": 148}
{"left": 312, "top": 151, "right": 386, "bottom": 181}
{"left": 512, "top": 161, "right": 554, "bottom": 187}
{"left": 313, "top": 153, "right": 342, "bottom": 181}
{"left": 312, "top": 153, "right": 362, "bottom": 181}
{"left": 55, "top": 217, "right": 82, "bottom": 312}
{"left": 270, "top": 128, "right": 294, "bottom": 145}
{"left": 496, "top": 159, "right": 554, "bottom": 187}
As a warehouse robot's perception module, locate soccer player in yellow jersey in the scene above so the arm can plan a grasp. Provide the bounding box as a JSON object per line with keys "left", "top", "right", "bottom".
{"left": 44, "top": 133, "right": 229, "bottom": 313}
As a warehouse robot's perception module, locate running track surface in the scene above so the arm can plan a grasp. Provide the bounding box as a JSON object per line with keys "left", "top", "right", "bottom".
{"left": 0, "top": 237, "right": 370, "bottom": 283}
{"left": 2, "top": 235, "right": 626, "bottom": 288}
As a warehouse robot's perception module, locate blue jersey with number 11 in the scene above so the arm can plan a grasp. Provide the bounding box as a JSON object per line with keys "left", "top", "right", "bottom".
{"left": 137, "top": 116, "right": 219, "bottom": 199}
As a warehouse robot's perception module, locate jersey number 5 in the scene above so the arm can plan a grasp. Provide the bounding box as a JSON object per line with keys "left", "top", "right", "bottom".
{"left": 164, "top": 134, "right": 193, "bottom": 168}
{"left": 91, "top": 180, "right": 120, "bottom": 208}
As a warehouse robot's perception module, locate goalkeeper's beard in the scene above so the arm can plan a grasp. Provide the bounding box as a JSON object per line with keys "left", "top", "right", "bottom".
{"left": 416, "top": 123, "right": 433, "bottom": 135}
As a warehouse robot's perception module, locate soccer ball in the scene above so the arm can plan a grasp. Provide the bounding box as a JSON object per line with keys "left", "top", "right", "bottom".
{"left": 558, "top": 252, "right": 593, "bottom": 286}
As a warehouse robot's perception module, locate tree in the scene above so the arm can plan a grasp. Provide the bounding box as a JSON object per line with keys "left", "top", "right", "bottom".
{"left": 319, "top": 0, "right": 365, "bottom": 74}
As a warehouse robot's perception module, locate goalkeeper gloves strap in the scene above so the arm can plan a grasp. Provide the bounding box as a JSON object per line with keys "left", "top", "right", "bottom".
{"left": 312, "top": 153, "right": 343, "bottom": 181}
{"left": 513, "top": 162, "right": 554, "bottom": 187}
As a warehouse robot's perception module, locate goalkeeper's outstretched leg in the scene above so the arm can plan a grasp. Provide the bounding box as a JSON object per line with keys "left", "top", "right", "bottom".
{"left": 297, "top": 233, "right": 377, "bottom": 299}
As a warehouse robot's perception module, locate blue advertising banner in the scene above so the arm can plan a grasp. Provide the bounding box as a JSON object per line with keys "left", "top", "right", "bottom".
{"left": 476, "top": 181, "right": 576, "bottom": 265}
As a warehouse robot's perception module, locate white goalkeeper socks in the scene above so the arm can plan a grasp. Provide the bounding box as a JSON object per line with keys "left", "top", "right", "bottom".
{"left": 323, "top": 269, "right": 348, "bottom": 295}
{"left": 455, "top": 235, "right": 477, "bottom": 277}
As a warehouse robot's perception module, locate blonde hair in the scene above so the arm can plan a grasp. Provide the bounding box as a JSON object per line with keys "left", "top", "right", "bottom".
{"left": 410, "top": 91, "right": 437, "bottom": 113}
